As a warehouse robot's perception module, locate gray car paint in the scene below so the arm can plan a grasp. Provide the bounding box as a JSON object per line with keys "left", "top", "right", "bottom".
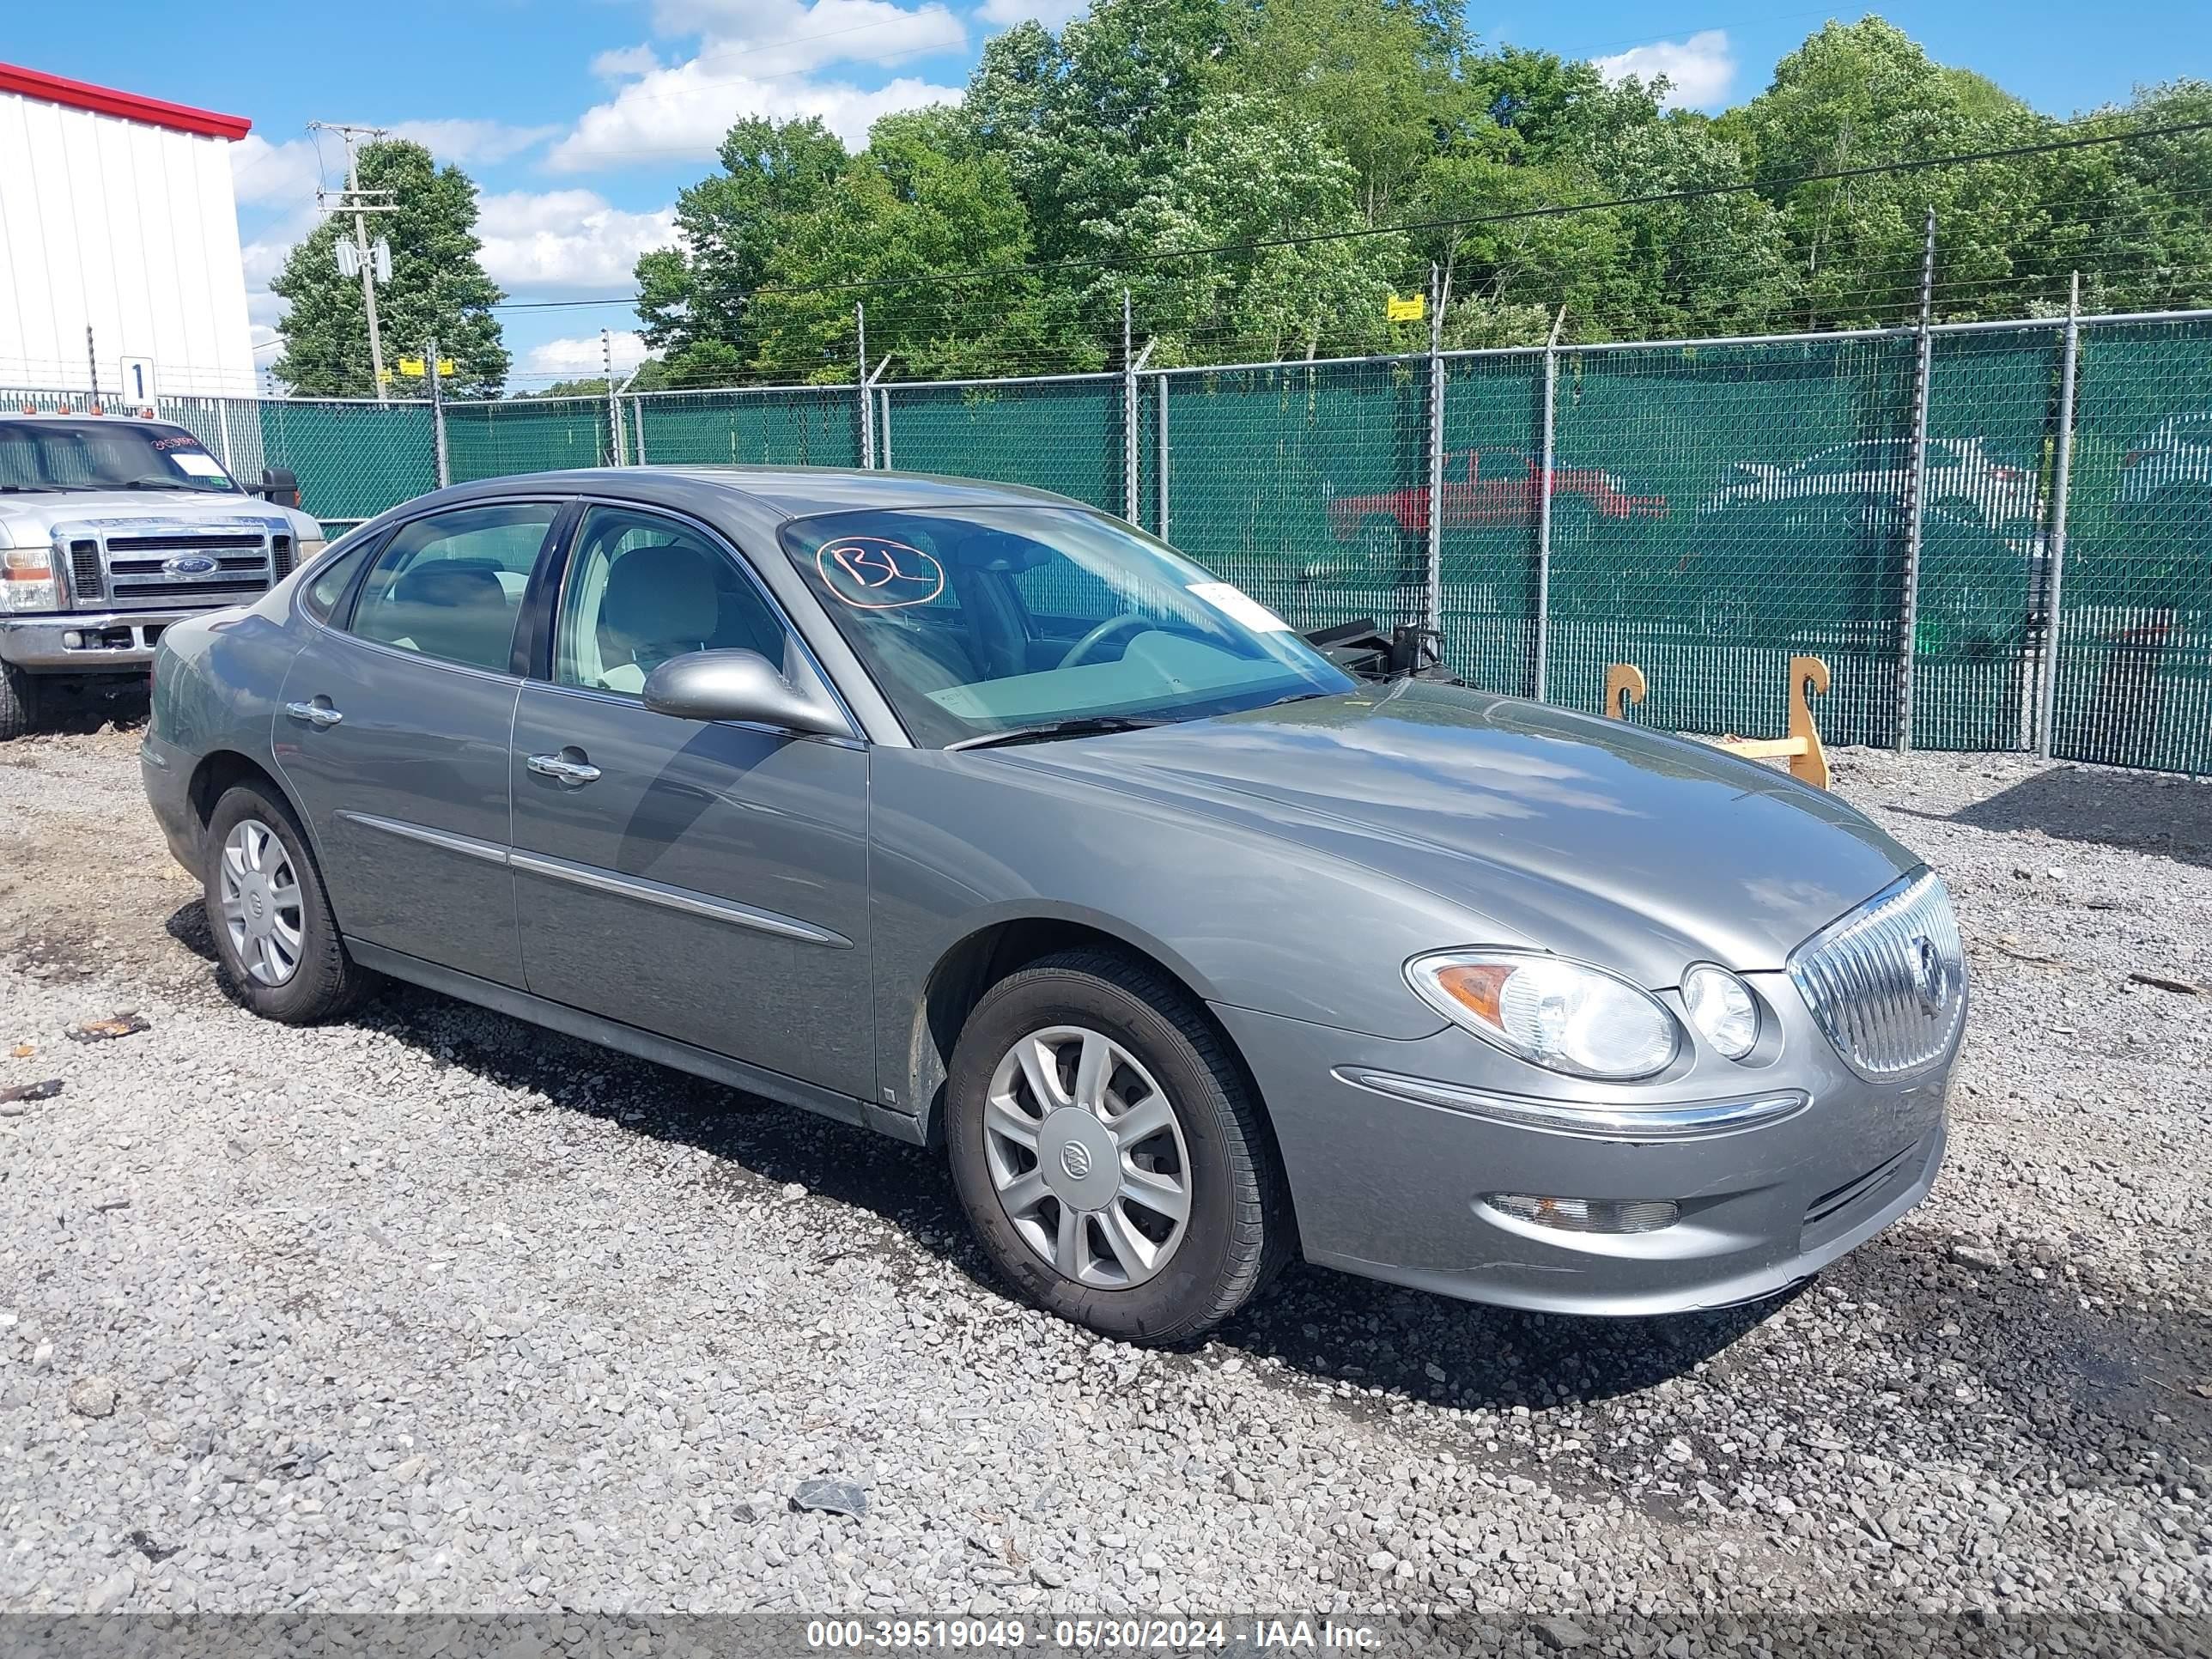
{"left": 509, "top": 680, "right": 875, "bottom": 1099}
{"left": 142, "top": 465, "right": 1956, "bottom": 1318}
{"left": 275, "top": 621, "right": 529, "bottom": 990}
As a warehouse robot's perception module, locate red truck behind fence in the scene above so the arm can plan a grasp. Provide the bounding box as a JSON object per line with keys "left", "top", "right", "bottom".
{"left": 1328, "top": 448, "right": 1669, "bottom": 550}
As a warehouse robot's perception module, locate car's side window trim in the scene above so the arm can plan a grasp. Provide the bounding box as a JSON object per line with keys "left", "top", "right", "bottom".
{"left": 296, "top": 527, "right": 392, "bottom": 631}
{"left": 509, "top": 499, "right": 584, "bottom": 680}
{"left": 532, "top": 495, "right": 864, "bottom": 744}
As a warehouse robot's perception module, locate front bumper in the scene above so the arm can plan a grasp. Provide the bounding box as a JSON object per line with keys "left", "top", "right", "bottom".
{"left": 1215, "top": 981, "right": 1952, "bottom": 1317}
{"left": 0, "top": 609, "right": 208, "bottom": 672}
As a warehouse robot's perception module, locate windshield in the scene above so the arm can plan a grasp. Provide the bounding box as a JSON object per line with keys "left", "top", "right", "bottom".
{"left": 0, "top": 420, "right": 242, "bottom": 495}
{"left": 780, "top": 505, "right": 1353, "bottom": 747}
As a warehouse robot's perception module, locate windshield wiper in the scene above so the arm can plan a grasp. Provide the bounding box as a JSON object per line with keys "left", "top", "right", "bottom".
{"left": 947, "top": 714, "right": 1171, "bottom": 752}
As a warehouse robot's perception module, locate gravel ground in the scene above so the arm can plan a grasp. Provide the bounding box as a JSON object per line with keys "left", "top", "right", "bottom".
{"left": 1, "top": 718, "right": 2209, "bottom": 1642}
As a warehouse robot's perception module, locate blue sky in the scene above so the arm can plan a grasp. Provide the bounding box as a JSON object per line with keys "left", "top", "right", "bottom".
{"left": 11, "top": 0, "right": 2204, "bottom": 385}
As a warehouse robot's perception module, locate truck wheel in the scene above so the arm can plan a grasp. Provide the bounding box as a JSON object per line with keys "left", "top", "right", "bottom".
{"left": 1357, "top": 514, "right": 1405, "bottom": 570}
{"left": 945, "top": 950, "right": 1292, "bottom": 1345}
{"left": 0, "top": 666, "right": 38, "bottom": 741}
{"left": 204, "top": 783, "right": 375, "bottom": 1023}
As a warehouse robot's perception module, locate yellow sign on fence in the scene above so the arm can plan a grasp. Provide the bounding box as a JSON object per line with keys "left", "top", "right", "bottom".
{"left": 1386, "top": 293, "right": 1427, "bottom": 324}
{"left": 396, "top": 358, "right": 458, "bottom": 378}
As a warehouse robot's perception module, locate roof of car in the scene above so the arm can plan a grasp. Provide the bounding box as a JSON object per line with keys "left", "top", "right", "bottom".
{"left": 439, "top": 464, "right": 1091, "bottom": 520}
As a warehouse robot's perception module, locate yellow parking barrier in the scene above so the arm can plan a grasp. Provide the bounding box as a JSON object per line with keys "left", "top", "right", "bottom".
{"left": 1602, "top": 655, "right": 1832, "bottom": 790}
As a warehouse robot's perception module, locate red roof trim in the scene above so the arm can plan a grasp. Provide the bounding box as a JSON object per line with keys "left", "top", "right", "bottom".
{"left": 0, "top": 62, "right": 252, "bottom": 142}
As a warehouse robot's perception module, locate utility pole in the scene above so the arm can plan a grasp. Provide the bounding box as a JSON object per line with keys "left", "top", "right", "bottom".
{"left": 85, "top": 326, "right": 100, "bottom": 409}
{"left": 309, "top": 122, "right": 396, "bottom": 403}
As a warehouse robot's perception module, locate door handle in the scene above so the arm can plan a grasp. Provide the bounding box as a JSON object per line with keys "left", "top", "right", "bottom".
{"left": 526, "top": 750, "right": 601, "bottom": 786}
{"left": 284, "top": 700, "right": 343, "bottom": 727}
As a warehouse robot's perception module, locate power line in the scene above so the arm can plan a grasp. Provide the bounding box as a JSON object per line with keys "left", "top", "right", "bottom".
{"left": 483, "top": 112, "right": 2212, "bottom": 316}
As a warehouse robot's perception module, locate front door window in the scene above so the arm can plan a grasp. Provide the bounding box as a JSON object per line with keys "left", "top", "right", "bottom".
{"left": 554, "top": 505, "right": 793, "bottom": 695}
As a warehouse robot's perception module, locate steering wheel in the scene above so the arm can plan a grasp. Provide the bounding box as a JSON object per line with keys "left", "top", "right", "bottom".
{"left": 1059, "top": 611, "right": 1152, "bottom": 669}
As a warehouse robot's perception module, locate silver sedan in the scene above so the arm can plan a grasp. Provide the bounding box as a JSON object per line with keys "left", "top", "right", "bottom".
{"left": 140, "top": 468, "right": 1965, "bottom": 1343}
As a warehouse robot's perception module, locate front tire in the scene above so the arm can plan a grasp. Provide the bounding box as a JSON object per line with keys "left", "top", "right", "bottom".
{"left": 0, "top": 666, "right": 38, "bottom": 740}
{"left": 204, "top": 783, "right": 373, "bottom": 1024}
{"left": 945, "top": 950, "right": 1290, "bottom": 1344}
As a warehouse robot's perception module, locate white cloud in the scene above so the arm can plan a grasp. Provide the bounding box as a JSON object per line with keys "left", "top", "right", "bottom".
{"left": 975, "top": 0, "right": 1087, "bottom": 25}
{"left": 1592, "top": 29, "right": 1736, "bottom": 112}
{"left": 521, "top": 331, "right": 651, "bottom": 379}
{"left": 475, "top": 190, "right": 679, "bottom": 293}
{"left": 593, "top": 44, "right": 662, "bottom": 79}
{"left": 549, "top": 0, "right": 967, "bottom": 170}
{"left": 229, "top": 134, "right": 325, "bottom": 210}
{"left": 388, "top": 118, "right": 562, "bottom": 166}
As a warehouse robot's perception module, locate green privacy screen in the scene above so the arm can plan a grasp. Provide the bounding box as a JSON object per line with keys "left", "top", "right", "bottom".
{"left": 2051, "top": 315, "right": 2212, "bottom": 775}
{"left": 1543, "top": 334, "right": 1918, "bottom": 749}
{"left": 160, "top": 312, "right": 2212, "bottom": 772}
{"left": 1158, "top": 358, "right": 1427, "bottom": 637}
{"left": 1436, "top": 353, "right": 1543, "bottom": 696}
{"left": 211, "top": 398, "right": 436, "bottom": 526}
{"left": 1911, "top": 328, "right": 2061, "bottom": 753}
{"left": 881, "top": 377, "right": 1124, "bottom": 513}
{"left": 445, "top": 398, "right": 610, "bottom": 483}
{"left": 636, "top": 387, "right": 861, "bottom": 470}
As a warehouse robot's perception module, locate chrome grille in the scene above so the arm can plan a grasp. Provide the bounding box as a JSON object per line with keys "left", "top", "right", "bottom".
{"left": 103, "top": 532, "right": 265, "bottom": 553}
{"left": 68, "top": 539, "right": 103, "bottom": 600}
{"left": 1788, "top": 871, "right": 1966, "bottom": 1078}
{"left": 91, "top": 528, "right": 276, "bottom": 611}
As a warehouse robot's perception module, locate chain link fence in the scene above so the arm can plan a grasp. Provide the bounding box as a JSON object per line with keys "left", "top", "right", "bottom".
{"left": 9, "top": 307, "right": 2209, "bottom": 771}
{"left": 2049, "top": 314, "right": 2212, "bottom": 775}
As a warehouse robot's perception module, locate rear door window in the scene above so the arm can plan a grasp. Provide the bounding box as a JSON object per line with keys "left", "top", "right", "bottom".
{"left": 349, "top": 502, "right": 560, "bottom": 674}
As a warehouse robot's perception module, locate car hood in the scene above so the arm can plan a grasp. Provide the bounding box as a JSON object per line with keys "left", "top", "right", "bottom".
{"left": 996, "top": 680, "right": 1918, "bottom": 984}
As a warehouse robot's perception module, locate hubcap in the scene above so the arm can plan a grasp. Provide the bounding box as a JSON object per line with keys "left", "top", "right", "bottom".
{"left": 982, "top": 1024, "right": 1193, "bottom": 1289}
{"left": 217, "top": 818, "right": 305, "bottom": 987}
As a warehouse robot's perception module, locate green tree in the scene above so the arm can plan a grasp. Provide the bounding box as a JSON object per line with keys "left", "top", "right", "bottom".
{"left": 1108, "top": 93, "right": 1411, "bottom": 362}
{"left": 1729, "top": 18, "right": 2049, "bottom": 326}
{"left": 750, "top": 108, "right": 1079, "bottom": 378}
{"left": 1394, "top": 48, "right": 1675, "bottom": 342}
{"left": 966, "top": 0, "right": 1233, "bottom": 261}
{"left": 634, "top": 116, "right": 849, "bottom": 378}
{"left": 270, "top": 140, "right": 508, "bottom": 398}
{"left": 1226, "top": 0, "right": 1470, "bottom": 227}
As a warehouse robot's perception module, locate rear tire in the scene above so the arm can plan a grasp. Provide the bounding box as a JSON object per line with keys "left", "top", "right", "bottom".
{"left": 0, "top": 666, "right": 38, "bottom": 741}
{"left": 945, "top": 949, "right": 1291, "bottom": 1345}
{"left": 204, "top": 783, "right": 374, "bottom": 1024}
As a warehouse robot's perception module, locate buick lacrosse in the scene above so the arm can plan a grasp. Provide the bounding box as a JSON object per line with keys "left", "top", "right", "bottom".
{"left": 142, "top": 468, "right": 1963, "bottom": 1343}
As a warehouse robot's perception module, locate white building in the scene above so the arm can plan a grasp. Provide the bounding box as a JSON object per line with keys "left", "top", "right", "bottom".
{"left": 0, "top": 61, "right": 258, "bottom": 399}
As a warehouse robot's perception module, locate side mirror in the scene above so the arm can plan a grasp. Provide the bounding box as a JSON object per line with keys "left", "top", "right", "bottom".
{"left": 641, "top": 649, "right": 850, "bottom": 738}
{"left": 258, "top": 466, "right": 301, "bottom": 508}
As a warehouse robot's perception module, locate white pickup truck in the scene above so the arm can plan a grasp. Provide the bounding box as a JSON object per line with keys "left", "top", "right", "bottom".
{"left": 0, "top": 410, "right": 326, "bottom": 736}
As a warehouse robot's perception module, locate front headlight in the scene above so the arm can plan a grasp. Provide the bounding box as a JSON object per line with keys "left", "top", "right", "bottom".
{"left": 296, "top": 538, "right": 329, "bottom": 566}
{"left": 1682, "top": 963, "right": 1759, "bottom": 1060}
{"left": 0, "top": 546, "right": 59, "bottom": 613}
{"left": 1407, "top": 950, "right": 1680, "bottom": 1079}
